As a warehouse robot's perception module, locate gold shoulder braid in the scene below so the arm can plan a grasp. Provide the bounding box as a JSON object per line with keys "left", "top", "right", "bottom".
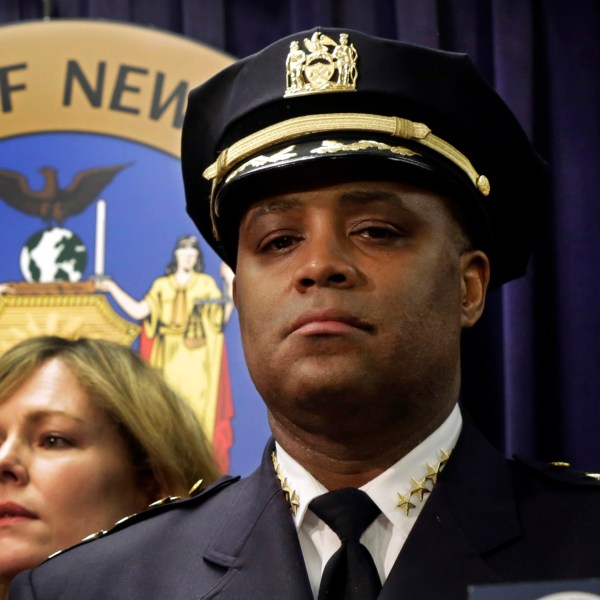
{"left": 272, "top": 448, "right": 452, "bottom": 518}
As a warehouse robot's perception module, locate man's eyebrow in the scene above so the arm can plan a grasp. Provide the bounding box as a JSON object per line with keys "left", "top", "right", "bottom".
{"left": 242, "top": 189, "right": 407, "bottom": 229}
{"left": 243, "top": 197, "right": 303, "bottom": 227}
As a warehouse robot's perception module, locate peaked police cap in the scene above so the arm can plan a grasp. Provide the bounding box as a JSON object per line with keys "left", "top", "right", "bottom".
{"left": 182, "top": 27, "right": 548, "bottom": 287}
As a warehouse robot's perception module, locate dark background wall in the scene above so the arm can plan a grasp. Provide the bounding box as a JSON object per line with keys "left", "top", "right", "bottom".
{"left": 2, "top": 0, "right": 599, "bottom": 470}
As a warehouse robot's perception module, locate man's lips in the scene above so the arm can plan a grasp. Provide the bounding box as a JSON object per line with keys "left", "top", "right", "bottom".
{"left": 289, "top": 310, "right": 374, "bottom": 336}
{"left": 0, "top": 502, "right": 38, "bottom": 522}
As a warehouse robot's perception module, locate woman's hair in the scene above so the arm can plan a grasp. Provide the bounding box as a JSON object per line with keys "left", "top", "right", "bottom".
{"left": 165, "top": 234, "right": 205, "bottom": 274}
{"left": 0, "top": 336, "right": 220, "bottom": 497}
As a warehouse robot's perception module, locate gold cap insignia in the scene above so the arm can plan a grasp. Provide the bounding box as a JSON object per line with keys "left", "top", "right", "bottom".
{"left": 285, "top": 32, "right": 358, "bottom": 97}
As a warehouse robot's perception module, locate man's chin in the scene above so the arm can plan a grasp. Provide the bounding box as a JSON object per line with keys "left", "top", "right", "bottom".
{"left": 264, "top": 374, "right": 378, "bottom": 414}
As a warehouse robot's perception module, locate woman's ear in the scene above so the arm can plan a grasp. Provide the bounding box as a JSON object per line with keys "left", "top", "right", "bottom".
{"left": 460, "top": 250, "right": 490, "bottom": 329}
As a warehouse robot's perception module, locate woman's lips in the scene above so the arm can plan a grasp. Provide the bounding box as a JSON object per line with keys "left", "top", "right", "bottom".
{"left": 0, "top": 501, "right": 38, "bottom": 524}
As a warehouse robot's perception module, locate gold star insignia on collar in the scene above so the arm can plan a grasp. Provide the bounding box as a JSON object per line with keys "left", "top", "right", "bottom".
{"left": 394, "top": 447, "right": 453, "bottom": 517}
{"left": 396, "top": 492, "right": 416, "bottom": 516}
{"left": 288, "top": 489, "right": 301, "bottom": 514}
{"left": 271, "top": 446, "right": 454, "bottom": 519}
{"left": 272, "top": 451, "right": 301, "bottom": 516}
{"left": 410, "top": 476, "right": 431, "bottom": 502}
{"left": 439, "top": 448, "right": 452, "bottom": 466}
{"left": 424, "top": 462, "right": 441, "bottom": 484}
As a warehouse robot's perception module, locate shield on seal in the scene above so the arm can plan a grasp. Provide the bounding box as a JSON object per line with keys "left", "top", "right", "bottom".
{"left": 304, "top": 52, "right": 335, "bottom": 88}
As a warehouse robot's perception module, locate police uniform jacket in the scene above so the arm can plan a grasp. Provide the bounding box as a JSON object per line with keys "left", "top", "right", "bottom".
{"left": 9, "top": 416, "right": 600, "bottom": 600}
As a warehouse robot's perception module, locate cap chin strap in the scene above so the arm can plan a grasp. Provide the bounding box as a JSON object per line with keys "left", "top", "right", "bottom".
{"left": 202, "top": 112, "right": 490, "bottom": 240}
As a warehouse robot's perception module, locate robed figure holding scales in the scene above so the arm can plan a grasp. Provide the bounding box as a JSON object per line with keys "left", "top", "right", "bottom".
{"left": 95, "top": 235, "right": 234, "bottom": 444}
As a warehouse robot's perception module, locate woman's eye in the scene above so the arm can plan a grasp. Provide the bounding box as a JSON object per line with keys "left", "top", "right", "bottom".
{"left": 40, "top": 435, "right": 73, "bottom": 449}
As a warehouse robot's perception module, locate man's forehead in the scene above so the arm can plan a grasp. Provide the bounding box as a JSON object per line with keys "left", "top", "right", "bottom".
{"left": 240, "top": 179, "right": 451, "bottom": 224}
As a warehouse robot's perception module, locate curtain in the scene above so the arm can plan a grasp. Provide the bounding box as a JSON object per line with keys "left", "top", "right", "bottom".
{"left": 2, "top": 0, "right": 599, "bottom": 470}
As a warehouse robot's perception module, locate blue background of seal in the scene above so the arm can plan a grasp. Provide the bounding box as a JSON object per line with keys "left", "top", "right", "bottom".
{"left": 0, "top": 131, "right": 270, "bottom": 476}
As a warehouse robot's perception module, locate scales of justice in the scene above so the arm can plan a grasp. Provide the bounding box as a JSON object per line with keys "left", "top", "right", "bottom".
{"left": 0, "top": 199, "right": 140, "bottom": 356}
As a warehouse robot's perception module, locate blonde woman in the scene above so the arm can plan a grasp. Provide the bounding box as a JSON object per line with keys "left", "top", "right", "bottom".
{"left": 0, "top": 336, "right": 219, "bottom": 597}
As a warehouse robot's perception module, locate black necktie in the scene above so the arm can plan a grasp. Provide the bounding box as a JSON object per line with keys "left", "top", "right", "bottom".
{"left": 309, "top": 488, "right": 382, "bottom": 600}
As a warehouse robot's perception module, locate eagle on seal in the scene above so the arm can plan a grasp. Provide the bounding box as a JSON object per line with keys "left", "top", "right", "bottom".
{"left": 0, "top": 163, "right": 132, "bottom": 225}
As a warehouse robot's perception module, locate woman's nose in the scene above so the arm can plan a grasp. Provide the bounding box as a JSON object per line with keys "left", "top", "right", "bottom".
{"left": 0, "top": 437, "right": 29, "bottom": 486}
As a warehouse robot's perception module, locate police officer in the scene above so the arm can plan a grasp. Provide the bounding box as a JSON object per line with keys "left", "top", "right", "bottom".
{"left": 10, "top": 27, "right": 600, "bottom": 600}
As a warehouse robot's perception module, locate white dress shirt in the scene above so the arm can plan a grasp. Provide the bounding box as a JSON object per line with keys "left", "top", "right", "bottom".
{"left": 274, "top": 404, "right": 462, "bottom": 599}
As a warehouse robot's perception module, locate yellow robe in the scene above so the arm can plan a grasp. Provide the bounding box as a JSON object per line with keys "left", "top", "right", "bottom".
{"left": 143, "top": 273, "right": 224, "bottom": 441}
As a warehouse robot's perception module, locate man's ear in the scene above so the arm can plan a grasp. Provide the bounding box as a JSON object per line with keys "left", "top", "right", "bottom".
{"left": 232, "top": 276, "right": 238, "bottom": 308}
{"left": 460, "top": 250, "right": 490, "bottom": 329}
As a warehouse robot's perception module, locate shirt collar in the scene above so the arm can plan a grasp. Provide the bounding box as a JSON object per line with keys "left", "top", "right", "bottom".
{"left": 274, "top": 403, "right": 463, "bottom": 530}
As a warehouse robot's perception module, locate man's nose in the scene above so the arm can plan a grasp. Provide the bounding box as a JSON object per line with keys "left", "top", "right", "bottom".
{"left": 293, "top": 230, "right": 360, "bottom": 292}
{"left": 0, "top": 437, "right": 29, "bottom": 486}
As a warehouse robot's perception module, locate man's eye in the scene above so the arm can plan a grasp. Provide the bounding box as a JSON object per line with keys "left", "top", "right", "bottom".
{"left": 356, "top": 226, "right": 401, "bottom": 240}
{"left": 262, "top": 235, "right": 298, "bottom": 251}
{"left": 40, "top": 435, "right": 73, "bottom": 449}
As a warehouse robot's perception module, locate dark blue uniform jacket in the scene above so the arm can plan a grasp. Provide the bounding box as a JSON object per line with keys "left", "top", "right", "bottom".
{"left": 10, "top": 417, "right": 600, "bottom": 599}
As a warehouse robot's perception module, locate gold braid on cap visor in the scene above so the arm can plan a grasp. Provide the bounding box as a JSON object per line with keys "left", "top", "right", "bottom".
{"left": 202, "top": 113, "right": 491, "bottom": 240}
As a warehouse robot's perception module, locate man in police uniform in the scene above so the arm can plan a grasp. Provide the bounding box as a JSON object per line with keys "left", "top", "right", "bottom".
{"left": 10, "top": 28, "right": 600, "bottom": 600}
